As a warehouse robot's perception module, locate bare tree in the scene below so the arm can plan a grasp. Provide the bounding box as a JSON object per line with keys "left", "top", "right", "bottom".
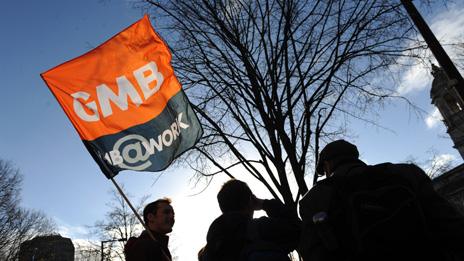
{"left": 0, "top": 159, "right": 56, "bottom": 260}
{"left": 137, "top": 0, "right": 430, "bottom": 208}
{"left": 404, "top": 148, "right": 456, "bottom": 179}
{"left": 424, "top": 151, "right": 455, "bottom": 179}
{"left": 454, "top": 42, "right": 464, "bottom": 70}
{"left": 406, "top": 150, "right": 464, "bottom": 215}
{"left": 91, "top": 188, "right": 147, "bottom": 260}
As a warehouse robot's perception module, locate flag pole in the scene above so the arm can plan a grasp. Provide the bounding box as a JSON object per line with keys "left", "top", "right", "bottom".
{"left": 109, "top": 177, "right": 157, "bottom": 241}
{"left": 109, "top": 177, "right": 172, "bottom": 260}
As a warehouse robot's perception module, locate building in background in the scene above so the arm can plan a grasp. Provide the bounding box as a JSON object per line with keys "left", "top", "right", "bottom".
{"left": 430, "top": 65, "right": 464, "bottom": 214}
{"left": 19, "top": 235, "right": 74, "bottom": 261}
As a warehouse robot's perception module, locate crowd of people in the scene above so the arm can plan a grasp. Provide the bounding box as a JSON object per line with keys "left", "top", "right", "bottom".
{"left": 124, "top": 140, "right": 464, "bottom": 261}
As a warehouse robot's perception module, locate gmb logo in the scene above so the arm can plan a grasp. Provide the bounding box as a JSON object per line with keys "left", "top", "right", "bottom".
{"left": 103, "top": 113, "right": 190, "bottom": 170}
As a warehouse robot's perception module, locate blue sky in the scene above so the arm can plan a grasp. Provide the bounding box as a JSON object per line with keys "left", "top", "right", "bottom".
{"left": 0, "top": 1, "right": 463, "bottom": 260}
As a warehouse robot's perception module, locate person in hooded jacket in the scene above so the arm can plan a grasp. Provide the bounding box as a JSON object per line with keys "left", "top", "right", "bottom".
{"left": 299, "top": 139, "right": 464, "bottom": 261}
{"left": 125, "top": 198, "right": 175, "bottom": 261}
{"left": 198, "top": 179, "right": 300, "bottom": 261}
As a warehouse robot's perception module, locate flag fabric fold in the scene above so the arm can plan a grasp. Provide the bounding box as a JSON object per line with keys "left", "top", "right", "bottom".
{"left": 41, "top": 15, "right": 202, "bottom": 178}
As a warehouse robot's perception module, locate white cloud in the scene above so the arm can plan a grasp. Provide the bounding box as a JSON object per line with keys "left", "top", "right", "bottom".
{"left": 425, "top": 107, "right": 443, "bottom": 128}
{"left": 433, "top": 153, "right": 455, "bottom": 165}
{"left": 397, "top": 65, "right": 431, "bottom": 95}
{"left": 57, "top": 222, "right": 89, "bottom": 240}
{"left": 431, "top": 5, "right": 464, "bottom": 41}
{"left": 425, "top": 153, "right": 456, "bottom": 175}
{"left": 396, "top": 4, "right": 464, "bottom": 95}
{"left": 73, "top": 238, "right": 98, "bottom": 247}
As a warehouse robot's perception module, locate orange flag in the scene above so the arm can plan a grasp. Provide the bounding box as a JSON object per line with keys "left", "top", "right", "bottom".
{"left": 41, "top": 15, "right": 202, "bottom": 178}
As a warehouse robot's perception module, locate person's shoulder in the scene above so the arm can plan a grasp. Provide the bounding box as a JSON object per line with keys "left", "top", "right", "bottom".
{"left": 132, "top": 232, "right": 161, "bottom": 248}
{"left": 124, "top": 235, "right": 152, "bottom": 258}
{"left": 206, "top": 214, "right": 227, "bottom": 233}
{"left": 384, "top": 162, "right": 428, "bottom": 177}
{"left": 210, "top": 212, "right": 247, "bottom": 228}
{"left": 304, "top": 178, "right": 338, "bottom": 199}
{"left": 377, "top": 162, "right": 419, "bottom": 169}
{"left": 377, "top": 162, "right": 432, "bottom": 187}
{"left": 299, "top": 182, "right": 335, "bottom": 220}
{"left": 124, "top": 236, "right": 139, "bottom": 255}
{"left": 385, "top": 162, "right": 422, "bottom": 170}
{"left": 207, "top": 213, "right": 248, "bottom": 239}
{"left": 137, "top": 231, "right": 153, "bottom": 241}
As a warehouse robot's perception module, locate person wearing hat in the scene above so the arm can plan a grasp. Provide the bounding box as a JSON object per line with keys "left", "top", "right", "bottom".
{"left": 298, "top": 139, "right": 464, "bottom": 261}
{"left": 315, "top": 139, "right": 362, "bottom": 179}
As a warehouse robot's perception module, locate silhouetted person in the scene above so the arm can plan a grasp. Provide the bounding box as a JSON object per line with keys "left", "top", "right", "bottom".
{"left": 199, "top": 179, "right": 300, "bottom": 261}
{"left": 125, "top": 198, "right": 175, "bottom": 261}
{"left": 299, "top": 139, "right": 464, "bottom": 261}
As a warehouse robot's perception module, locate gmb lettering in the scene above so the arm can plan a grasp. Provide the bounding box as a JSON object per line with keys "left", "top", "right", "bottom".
{"left": 71, "top": 61, "right": 164, "bottom": 122}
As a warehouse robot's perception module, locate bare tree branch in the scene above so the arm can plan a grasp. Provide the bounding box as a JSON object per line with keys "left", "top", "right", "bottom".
{"left": 138, "top": 0, "right": 431, "bottom": 207}
{"left": 0, "top": 159, "right": 56, "bottom": 260}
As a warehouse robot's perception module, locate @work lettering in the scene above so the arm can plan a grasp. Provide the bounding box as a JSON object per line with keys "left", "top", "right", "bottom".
{"left": 103, "top": 113, "right": 190, "bottom": 170}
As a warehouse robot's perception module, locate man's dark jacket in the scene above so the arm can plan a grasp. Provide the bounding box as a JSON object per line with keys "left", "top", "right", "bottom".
{"left": 299, "top": 159, "right": 464, "bottom": 261}
{"left": 200, "top": 199, "right": 300, "bottom": 260}
{"left": 125, "top": 230, "right": 171, "bottom": 261}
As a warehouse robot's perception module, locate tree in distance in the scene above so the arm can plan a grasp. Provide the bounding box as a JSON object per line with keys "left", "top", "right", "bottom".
{"left": 0, "top": 159, "right": 56, "bottom": 260}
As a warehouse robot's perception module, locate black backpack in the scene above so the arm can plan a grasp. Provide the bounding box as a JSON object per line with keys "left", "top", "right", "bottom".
{"left": 301, "top": 163, "right": 435, "bottom": 261}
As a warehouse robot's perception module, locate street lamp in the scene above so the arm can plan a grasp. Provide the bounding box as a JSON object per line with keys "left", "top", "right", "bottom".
{"left": 101, "top": 238, "right": 127, "bottom": 261}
